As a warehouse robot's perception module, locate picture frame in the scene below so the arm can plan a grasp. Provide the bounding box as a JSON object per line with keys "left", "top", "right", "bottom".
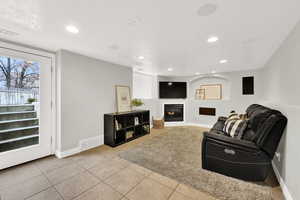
{"left": 195, "top": 88, "right": 205, "bottom": 100}
{"left": 199, "top": 84, "right": 222, "bottom": 100}
{"left": 116, "top": 85, "right": 132, "bottom": 112}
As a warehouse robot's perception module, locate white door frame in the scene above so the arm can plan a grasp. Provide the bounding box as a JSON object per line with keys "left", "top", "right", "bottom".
{"left": 0, "top": 40, "right": 57, "bottom": 155}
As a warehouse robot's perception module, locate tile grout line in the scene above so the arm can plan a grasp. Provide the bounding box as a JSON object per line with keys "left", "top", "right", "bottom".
{"left": 52, "top": 186, "right": 66, "bottom": 200}
{"left": 166, "top": 182, "right": 180, "bottom": 200}
{"left": 117, "top": 155, "right": 181, "bottom": 199}
{"left": 147, "top": 173, "right": 179, "bottom": 191}
{"left": 84, "top": 165, "right": 134, "bottom": 199}
{"left": 122, "top": 171, "right": 152, "bottom": 198}
{"left": 69, "top": 162, "right": 140, "bottom": 200}
{"left": 46, "top": 162, "right": 88, "bottom": 186}
{"left": 0, "top": 162, "right": 44, "bottom": 190}
{"left": 98, "top": 163, "right": 151, "bottom": 198}
{"left": 34, "top": 156, "right": 75, "bottom": 174}
{"left": 97, "top": 178, "right": 128, "bottom": 200}
{"left": 45, "top": 154, "right": 124, "bottom": 192}
{"left": 2, "top": 163, "right": 51, "bottom": 199}
{"left": 58, "top": 170, "right": 101, "bottom": 200}
{"left": 86, "top": 160, "right": 131, "bottom": 183}
{"left": 67, "top": 182, "right": 102, "bottom": 200}
{"left": 174, "top": 184, "right": 219, "bottom": 200}
{"left": 23, "top": 172, "right": 54, "bottom": 200}
{"left": 39, "top": 165, "right": 67, "bottom": 200}
{"left": 35, "top": 159, "right": 92, "bottom": 200}
{"left": 66, "top": 170, "right": 106, "bottom": 199}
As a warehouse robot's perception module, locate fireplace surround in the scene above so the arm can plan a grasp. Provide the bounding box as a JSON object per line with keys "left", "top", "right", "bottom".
{"left": 164, "top": 104, "right": 184, "bottom": 122}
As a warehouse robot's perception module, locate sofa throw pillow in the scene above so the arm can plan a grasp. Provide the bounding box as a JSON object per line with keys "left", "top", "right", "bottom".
{"left": 223, "top": 112, "right": 248, "bottom": 138}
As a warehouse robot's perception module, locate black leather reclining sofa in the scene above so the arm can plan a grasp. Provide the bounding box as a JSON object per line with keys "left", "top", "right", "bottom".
{"left": 202, "top": 104, "right": 287, "bottom": 181}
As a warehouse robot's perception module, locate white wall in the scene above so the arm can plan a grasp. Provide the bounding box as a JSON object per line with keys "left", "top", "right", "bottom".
{"left": 261, "top": 20, "right": 300, "bottom": 200}
{"left": 135, "top": 70, "right": 264, "bottom": 126}
{"left": 148, "top": 70, "right": 263, "bottom": 126}
{"left": 57, "top": 50, "right": 132, "bottom": 153}
{"left": 188, "top": 70, "right": 264, "bottom": 126}
{"left": 133, "top": 72, "right": 157, "bottom": 99}
{"left": 189, "top": 76, "right": 231, "bottom": 100}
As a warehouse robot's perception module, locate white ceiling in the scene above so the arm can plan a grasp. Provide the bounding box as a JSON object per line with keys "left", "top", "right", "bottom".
{"left": 0, "top": 0, "right": 299, "bottom": 76}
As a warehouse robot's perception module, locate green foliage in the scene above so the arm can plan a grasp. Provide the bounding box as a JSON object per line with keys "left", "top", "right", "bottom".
{"left": 131, "top": 98, "right": 144, "bottom": 107}
{"left": 27, "top": 98, "right": 36, "bottom": 104}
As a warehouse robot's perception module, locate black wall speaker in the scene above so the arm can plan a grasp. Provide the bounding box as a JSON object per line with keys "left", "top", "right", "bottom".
{"left": 242, "top": 76, "right": 254, "bottom": 95}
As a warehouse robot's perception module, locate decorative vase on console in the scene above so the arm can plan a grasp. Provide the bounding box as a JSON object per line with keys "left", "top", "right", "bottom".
{"left": 131, "top": 98, "right": 144, "bottom": 111}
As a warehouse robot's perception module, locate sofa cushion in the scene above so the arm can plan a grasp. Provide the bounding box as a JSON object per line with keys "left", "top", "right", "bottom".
{"left": 209, "top": 104, "right": 286, "bottom": 144}
{"left": 245, "top": 104, "right": 284, "bottom": 143}
{"left": 223, "top": 118, "right": 248, "bottom": 138}
{"left": 211, "top": 120, "right": 225, "bottom": 132}
{"left": 242, "top": 128, "right": 257, "bottom": 141}
{"left": 247, "top": 109, "right": 281, "bottom": 142}
{"left": 246, "top": 104, "right": 270, "bottom": 118}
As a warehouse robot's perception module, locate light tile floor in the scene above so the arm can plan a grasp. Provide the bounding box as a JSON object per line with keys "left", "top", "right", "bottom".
{"left": 0, "top": 128, "right": 284, "bottom": 200}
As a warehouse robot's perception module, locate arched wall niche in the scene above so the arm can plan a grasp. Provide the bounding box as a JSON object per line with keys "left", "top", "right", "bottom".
{"left": 189, "top": 75, "right": 231, "bottom": 100}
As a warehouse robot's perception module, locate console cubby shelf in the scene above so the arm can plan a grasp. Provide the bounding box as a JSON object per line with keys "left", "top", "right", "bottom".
{"left": 104, "top": 110, "right": 150, "bottom": 147}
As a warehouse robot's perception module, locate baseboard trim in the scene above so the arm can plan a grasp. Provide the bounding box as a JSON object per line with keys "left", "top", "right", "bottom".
{"left": 55, "top": 147, "right": 81, "bottom": 159}
{"left": 163, "top": 122, "right": 212, "bottom": 128}
{"left": 185, "top": 123, "right": 213, "bottom": 129}
{"left": 272, "top": 161, "right": 294, "bottom": 200}
{"left": 164, "top": 122, "right": 186, "bottom": 127}
{"left": 55, "top": 135, "right": 104, "bottom": 159}
{"left": 79, "top": 135, "right": 103, "bottom": 152}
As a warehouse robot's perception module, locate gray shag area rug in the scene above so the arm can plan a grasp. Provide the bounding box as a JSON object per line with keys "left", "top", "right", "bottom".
{"left": 119, "top": 127, "right": 274, "bottom": 200}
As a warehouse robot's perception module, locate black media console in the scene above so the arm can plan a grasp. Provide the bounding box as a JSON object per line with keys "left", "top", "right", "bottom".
{"left": 104, "top": 110, "right": 150, "bottom": 147}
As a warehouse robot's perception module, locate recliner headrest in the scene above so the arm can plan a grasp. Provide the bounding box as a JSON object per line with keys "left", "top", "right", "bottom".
{"left": 246, "top": 104, "right": 271, "bottom": 118}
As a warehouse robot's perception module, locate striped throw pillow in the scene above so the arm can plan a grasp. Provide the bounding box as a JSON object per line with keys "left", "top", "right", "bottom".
{"left": 223, "top": 117, "right": 248, "bottom": 138}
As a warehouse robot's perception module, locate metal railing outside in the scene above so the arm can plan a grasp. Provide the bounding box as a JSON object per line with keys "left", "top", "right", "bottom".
{"left": 0, "top": 88, "right": 39, "bottom": 105}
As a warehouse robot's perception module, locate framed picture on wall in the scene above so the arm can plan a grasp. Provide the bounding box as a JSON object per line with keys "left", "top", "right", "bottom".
{"left": 116, "top": 85, "right": 131, "bottom": 112}
{"left": 199, "top": 84, "right": 222, "bottom": 100}
{"left": 195, "top": 89, "right": 205, "bottom": 100}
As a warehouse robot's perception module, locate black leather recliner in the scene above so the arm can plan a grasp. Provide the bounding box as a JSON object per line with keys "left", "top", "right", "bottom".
{"left": 202, "top": 104, "right": 287, "bottom": 181}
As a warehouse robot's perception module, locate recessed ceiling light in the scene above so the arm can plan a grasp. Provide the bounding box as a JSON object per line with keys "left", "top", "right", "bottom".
{"left": 167, "top": 68, "right": 173, "bottom": 72}
{"left": 211, "top": 70, "right": 217, "bottom": 74}
{"left": 128, "top": 17, "right": 142, "bottom": 27}
{"left": 195, "top": 72, "right": 200, "bottom": 75}
{"left": 219, "top": 59, "right": 228, "bottom": 64}
{"left": 66, "top": 25, "right": 79, "bottom": 34}
{"left": 138, "top": 56, "right": 145, "bottom": 60}
{"left": 197, "top": 4, "right": 218, "bottom": 16}
{"left": 207, "top": 36, "right": 219, "bottom": 43}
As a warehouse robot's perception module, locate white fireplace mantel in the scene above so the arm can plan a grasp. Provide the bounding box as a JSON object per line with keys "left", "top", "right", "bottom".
{"left": 161, "top": 101, "right": 186, "bottom": 126}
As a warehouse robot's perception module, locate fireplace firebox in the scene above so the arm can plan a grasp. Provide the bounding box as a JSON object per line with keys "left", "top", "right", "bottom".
{"left": 164, "top": 104, "right": 184, "bottom": 122}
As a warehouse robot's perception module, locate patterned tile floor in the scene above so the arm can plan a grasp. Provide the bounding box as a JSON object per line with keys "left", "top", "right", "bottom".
{"left": 0, "top": 127, "right": 284, "bottom": 200}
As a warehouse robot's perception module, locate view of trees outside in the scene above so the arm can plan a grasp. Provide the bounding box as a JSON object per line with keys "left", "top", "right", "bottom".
{"left": 0, "top": 56, "right": 40, "bottom": 104}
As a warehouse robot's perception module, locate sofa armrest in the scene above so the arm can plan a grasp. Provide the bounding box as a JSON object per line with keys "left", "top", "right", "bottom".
{"left": 210, "top": 118, "right": 227, "bottom": 133}
{"left": 202, "top": 130, "right": 271, "bottom": 182}
{"left": 207, "top": 129, "right": 226, "bottom": 136}
{"left": 203, "top": 131, "right": 259, "bottom": 150}
{"left": 218, "top": 116, "right": 228, "bottom": 122}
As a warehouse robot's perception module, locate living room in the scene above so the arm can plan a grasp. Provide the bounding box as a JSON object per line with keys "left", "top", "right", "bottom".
{"left": 0, "top": 1, "right": 299, "bottom": 200}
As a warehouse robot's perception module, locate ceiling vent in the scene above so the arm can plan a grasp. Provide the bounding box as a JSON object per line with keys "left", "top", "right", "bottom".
{"left": 128, "top": 17, "right": 142, "bottom": 27}
{"left": 197, "top": 4, "right": 218, "bottom": 16}
{"left": 0, "top": 28, "right": 19, "bottom": 36}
